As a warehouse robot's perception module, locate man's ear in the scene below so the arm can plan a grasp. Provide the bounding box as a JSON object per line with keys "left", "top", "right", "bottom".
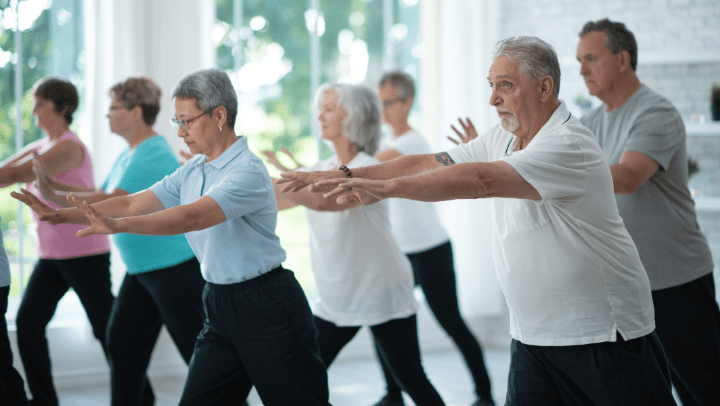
{"left": 213, "top": 105, "right": 228, "bottom": 129}
{"left": 539, "top": 76, "right": 555, "bottom": 102}
{"left": 617, "top": 50, "right": 632, "bottom": 74}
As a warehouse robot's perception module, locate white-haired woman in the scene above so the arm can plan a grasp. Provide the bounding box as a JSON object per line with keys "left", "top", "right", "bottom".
{"left": 273, "top": 82, "right": 445, "bottom": 406}
{"left": 12, "top": 68, "right": 330, "bottom": 406}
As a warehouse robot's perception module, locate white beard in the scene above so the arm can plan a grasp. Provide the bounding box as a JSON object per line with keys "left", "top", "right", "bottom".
{"left": 500, "top": 110, "right": 520, "bottom": 133}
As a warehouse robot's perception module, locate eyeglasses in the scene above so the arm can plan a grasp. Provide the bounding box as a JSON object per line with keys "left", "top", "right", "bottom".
{"left": 108, "top": 105, "right": 127, "bottom": 114}
{"left": 170, "top": 112, "right": 206, "bottom": 130}
{"left": 381, "top": 98, "right": 404, "bottom": 108}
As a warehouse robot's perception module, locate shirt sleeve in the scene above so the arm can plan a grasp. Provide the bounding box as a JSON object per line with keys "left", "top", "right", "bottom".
{"left": 501, "top": 135, "right": 587, "bottom": 204}
{"left": 446, "top": 133, "right": 490, "bottom": 163}
{"left": 148, "top": 163, "right": 188, "bottom": 209}
{"left": 205, "top": 164, "right": 274, "bottom": 221}
{"left": 622, "top": 104, "right": 684, "bottom": 171}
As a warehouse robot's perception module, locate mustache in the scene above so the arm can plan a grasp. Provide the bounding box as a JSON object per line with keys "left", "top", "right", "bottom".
{"left": 496, "top": 106, "right": 514, "bottom": 115}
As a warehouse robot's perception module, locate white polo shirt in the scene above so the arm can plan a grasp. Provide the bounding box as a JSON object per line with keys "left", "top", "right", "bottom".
{"left": 447, "top": 101, "right": 655, "bottom": 346}
{"left": 304, "top": 153, "right": 418, "bottom": 327}
{"left": 379, "top": 130, "right": 449, "bottom": 254}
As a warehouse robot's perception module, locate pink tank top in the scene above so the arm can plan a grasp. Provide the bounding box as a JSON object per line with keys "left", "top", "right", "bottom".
{"left": 28, "top": 131, "right": 111, "bottom": 259}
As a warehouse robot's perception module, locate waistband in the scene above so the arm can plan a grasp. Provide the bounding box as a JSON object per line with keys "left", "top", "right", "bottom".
{"left": 205, "top": 266, "right": 288, "bottom": 293}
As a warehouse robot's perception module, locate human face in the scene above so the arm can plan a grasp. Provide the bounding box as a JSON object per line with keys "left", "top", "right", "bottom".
{"left": 173, "top": 97, "right": 219, "bottom": 159}
{"left": 377, "top": 84, "right": 411, "bottom": 127}
{"left": 317, "top": 90, "right": 346, "bottom": 141}
{"left": 32, "top": 95, "right": 65, "bottom": 132}
{"left": 487, "top": 56, "right": 542, "bottom": 137}
{"left": 577, "top": 30, "right": 622, "bottom": 99}
{"left": 106, "top": 96, "right": 132, "bottom": 136}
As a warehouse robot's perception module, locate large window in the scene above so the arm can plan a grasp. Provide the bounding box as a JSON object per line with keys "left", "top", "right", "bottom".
{"left": 0, "top": 0, "right": 85, "bottom": 306}
{"left": 215, "top": 0, "right": 422, "bottom": 297}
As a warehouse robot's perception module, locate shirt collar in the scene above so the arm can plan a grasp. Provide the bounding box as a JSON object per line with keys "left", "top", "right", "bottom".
{"left": 506, "top": 100, "right": 571, "bottom": 154}
{"left": 193, "top": 136, "right": 248, "bottom": 170}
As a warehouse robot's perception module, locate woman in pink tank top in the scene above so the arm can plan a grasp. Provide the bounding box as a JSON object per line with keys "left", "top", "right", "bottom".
{"left": 0, "top": 77, "right": 115, "bottom": 406}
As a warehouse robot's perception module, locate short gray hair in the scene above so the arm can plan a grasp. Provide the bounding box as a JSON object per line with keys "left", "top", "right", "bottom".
{"left": 378, "top": 70, "right": 415, "bottom": 101}
{"left": 316, "top": 82, "right": 382, "bottom": 156}
{"left": 493, "top": 36, "right": 561, "bottom": 97}
{"left": 172, "top": 68, "right": 238, "bottom": 128}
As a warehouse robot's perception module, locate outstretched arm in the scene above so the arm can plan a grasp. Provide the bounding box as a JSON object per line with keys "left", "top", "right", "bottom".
{"left": 0, "top": 140, "right": 85, "bottom": 185}
{"left": 33, "top": 152, "right": 120, "bottom": 207}
{"left": 69, "top": 194, "right": 226, "bottom": 237}
{"left": 273, "top": 178, "right": 357, "bottom": 212}
{"left": 12, "top": 188, "right": 167, "bottom": 225}
{"left": 319, "top": 160, "right": 540, "bottom": 205}
{"left": 277, "top": 153, "right": 447, "bottom": 193}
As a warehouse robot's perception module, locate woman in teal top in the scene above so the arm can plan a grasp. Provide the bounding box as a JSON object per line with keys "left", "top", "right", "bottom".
{"left": 34, "top": 77, "right": 204, "bottom": 406}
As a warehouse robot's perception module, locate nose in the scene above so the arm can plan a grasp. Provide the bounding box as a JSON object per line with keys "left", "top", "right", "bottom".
{"left": 489, "top": 87, "right": 501, "bottom": 107}
{"left": 579, "top": 61, "right": 589, "bottom": 76}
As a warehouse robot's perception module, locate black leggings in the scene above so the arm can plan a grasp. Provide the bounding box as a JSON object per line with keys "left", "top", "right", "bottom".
{"left": 375, "top": 241, "right": 492, "bottom": 397}
{"left": 15, "top": 254, "right": 115, "bottom": 406}
{"left": 315, "top": 314, "right": 445, "bottom": 406}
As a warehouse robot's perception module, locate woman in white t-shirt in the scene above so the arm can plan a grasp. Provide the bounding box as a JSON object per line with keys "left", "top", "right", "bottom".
{"left": 273, "top": 82, "right": 445, "bottom": 406}
{"left": 372, "top": 71, "right": 494, "bottom": 406}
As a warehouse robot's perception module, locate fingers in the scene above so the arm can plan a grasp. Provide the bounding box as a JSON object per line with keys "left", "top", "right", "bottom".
{"left": 446, "top": 136, "right": 460, "bottom": 145}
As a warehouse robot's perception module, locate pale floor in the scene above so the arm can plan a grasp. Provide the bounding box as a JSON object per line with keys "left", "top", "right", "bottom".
{"left": 55, "top": 349, "right": 512, "bottom": 406}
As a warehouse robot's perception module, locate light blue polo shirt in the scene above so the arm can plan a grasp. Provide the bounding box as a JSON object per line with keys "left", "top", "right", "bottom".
{"left": 103, "top": 135, "right": 196, "bottom": 274}
{"left": 149, "top": 136, "right": 286, "bottom": 284}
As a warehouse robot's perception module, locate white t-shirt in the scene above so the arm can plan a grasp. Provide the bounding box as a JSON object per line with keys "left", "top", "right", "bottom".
{"left": 305, "top": 153, "right": 418, "bottom": 326}
{"left": 447, "top": 101, "right": 655, "bottom": 346}
{"left": 379, "top": 130, "right": 450, "bottom": 253}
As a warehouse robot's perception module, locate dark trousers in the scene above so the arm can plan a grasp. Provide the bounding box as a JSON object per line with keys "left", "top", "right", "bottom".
{"left": 178, "top": 267, "right": 330, "bottom": 406}
{"left": 107, "top": 258, "right": 205, "bottom": 406}
{"left": 506, "top": 332, "right": 676, "bottom": 406}
{"left": 315, "top": 314, "right": 445, "bottom": 406}
{"left": 652, "top": 272, "right": 720, "bottom": 405}
{"left": 375, "top": 241, "right": 492, "bottom": 398}
{"left": 0, "top": 286, "right": 29, "bottom": 405}
{"left": 15, "top": 254, "right": 119, "bottom": 406}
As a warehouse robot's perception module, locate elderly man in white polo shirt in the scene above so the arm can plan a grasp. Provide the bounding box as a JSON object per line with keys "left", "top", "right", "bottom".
{"left": 278, "top": 36, "right": 676, "bottom": 405}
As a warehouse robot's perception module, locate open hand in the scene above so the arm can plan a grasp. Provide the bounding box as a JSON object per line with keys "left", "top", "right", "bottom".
{"left": 262, "top": 147, "right": 304, "bottom": 173}
{"left": 67, "top": 194, "right": 120, "bottom": 237}
{"left": 447, "top": 117, "right": 478, "bottom": 145}
{"left": 316, "top": 178, "right": 390, "bottom": 205}
{"left": 10, "top": 188, "right": 64, "bottom": 225}
{"left": 277, "top": 170, "right": 346, "bottom": 193}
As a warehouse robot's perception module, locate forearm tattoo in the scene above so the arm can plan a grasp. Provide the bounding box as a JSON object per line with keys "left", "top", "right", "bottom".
{"left": 434, "top": 152, "right": 455, "bottom": 166}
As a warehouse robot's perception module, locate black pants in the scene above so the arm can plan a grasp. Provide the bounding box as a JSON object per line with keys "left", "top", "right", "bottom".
{"left": 375, "top": 241, "right": 492, "bottom": 398}
{"left": 0, "top": 286, "right": 29, "bottom": 405}
{"left": 15, "top": 254, "right": 117, "bottom": 406}
{"left": 315, "top": 314, "right": 445, "bottom": 406}
{"left": 107, "top": 258, "right": 205, "bottom": 406}
{"left": 652, "top": 272, "right": 720, "bottom": 405}
{"left": 506, "top": 332, "right": 676, "bottom": 406}
{"left": 178, "top": 267, "right": 330, "bottom": 406}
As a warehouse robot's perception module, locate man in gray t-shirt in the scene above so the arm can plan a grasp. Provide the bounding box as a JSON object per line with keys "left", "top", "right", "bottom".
{"left": 578, "top": 19, "right": 720, "bottom": 404}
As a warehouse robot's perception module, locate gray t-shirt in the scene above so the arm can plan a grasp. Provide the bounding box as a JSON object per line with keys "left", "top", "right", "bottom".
{"left": 581, "top": 85, "right": 713, "bottom": 290}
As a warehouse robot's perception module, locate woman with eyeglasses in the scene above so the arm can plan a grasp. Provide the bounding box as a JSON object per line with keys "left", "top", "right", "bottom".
{"left": 272, "top": 82, "right": 445, "bottom": 406}
{"left": 0, "top": 77, "right": 114, "bottom": 406}
{"left": 33, "top": 76, "right": 205, "bottom": 406}
{"left": 12, "top": 68, "right": 330, "bottom": 406}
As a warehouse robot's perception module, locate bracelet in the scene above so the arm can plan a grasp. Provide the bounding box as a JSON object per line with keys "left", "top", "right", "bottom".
{"left": 338, "top": 165, "right": 352, "bottom": 177}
